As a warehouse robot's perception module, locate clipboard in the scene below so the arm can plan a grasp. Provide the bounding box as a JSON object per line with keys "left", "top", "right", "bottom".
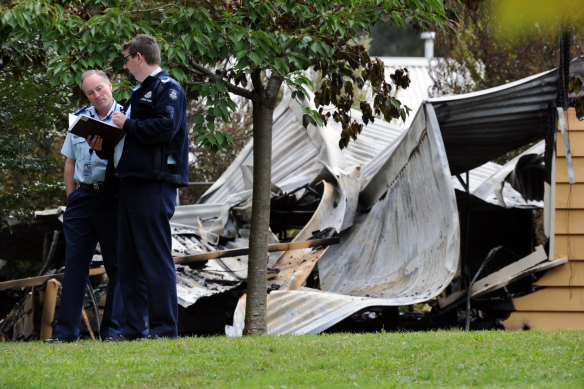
{"left": 68, "top": 115, "right": 124, "bottom": 149}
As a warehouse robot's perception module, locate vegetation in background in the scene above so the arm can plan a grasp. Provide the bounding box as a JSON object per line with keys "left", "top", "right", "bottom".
{"left": 491, "top": 0, "right": 584, "bottom": 39}
{"left": 430, "top": 0, "right": 584, "bottom": 97}
{"left": 181, "top": 98, "right": 253, "bottom": 203}
{"left": 0, "top": 69, "right": 70, "bottom": 227}
{"left": 1, "top": 330, "right": 582, "bottom": 388}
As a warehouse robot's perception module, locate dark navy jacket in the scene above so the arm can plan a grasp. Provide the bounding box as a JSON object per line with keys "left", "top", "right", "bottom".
{"left": 117, "top": 70, "right": 189, "bottom": 187}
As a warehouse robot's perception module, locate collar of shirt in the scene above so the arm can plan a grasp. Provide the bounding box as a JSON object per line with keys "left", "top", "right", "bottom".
{"left": 85, "top": 101, "right": 121, "bottom": 124}
{"left": 133, "top": 67, "right": 163, "bottom": 93}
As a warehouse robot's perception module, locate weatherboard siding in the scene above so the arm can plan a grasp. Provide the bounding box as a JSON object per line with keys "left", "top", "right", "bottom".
{"left": 503, "top": 108, "right": 584, "bottom": 330}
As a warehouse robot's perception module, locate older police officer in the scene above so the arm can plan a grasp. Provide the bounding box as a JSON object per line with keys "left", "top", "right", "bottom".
{"left": 45, "top": 70, "right": 125, "bottom": 343}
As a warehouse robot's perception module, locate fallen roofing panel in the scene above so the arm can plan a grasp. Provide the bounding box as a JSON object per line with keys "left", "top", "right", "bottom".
{"left": 428, "top": 69, "right": 558, "bottom": 174}
{"left": 227, "top": 289, "right": 415, "bottom": 336}
{"left": 226, "top": 105, "right": 460, "bottom": 335}
{"left": 468, "top": 141, "right": 546, "bottom": 208}
{"left": 319, "top": 105, "right": 459, "bottom": 300}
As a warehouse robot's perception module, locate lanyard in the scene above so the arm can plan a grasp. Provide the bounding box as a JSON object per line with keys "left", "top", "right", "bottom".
{"left": 101, "top": 102, "right": 119, "bottom": 122}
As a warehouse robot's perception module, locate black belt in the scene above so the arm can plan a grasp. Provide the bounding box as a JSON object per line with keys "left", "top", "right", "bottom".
{"left": 77, "top": 182, "right": 105, "bottom": 191}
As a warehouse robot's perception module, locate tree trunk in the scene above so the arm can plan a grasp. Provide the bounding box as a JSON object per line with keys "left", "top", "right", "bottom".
{"left": 243, "top": 75, "right": 282, "bottom": 335}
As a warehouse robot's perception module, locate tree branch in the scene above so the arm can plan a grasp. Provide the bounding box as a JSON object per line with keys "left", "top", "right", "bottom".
{"left": 188, "top": 60, "right": 254, "bottom": 100}
{"left": 251, "top": 69, "right": 263, "bottom": 96}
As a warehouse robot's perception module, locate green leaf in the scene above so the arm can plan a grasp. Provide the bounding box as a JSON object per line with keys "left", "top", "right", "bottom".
{"left": 235, "top": 49, "right": 248, "bottom": 61}
{"left": 216, "top": 132, "right": 224, "bottom": 146}
{"left": 219, "top": 105, "right": 231, "bottom": 121}
{"left": 216, "top": 83, "right": 228, "bottom": 93}
{"left": 81, "top": 29, "right": 91, "bottom": 44}
{"left": 171, "top": 67, "right": 188, "bottom": 84}
{"left": 177, "top": 49, "right": 187, "bottom": 63}
{"left": 193, "top": 114, "right": 204, "bottom": 125}
{"left": 249, "top": 51, "right": 262, "bottom": 66}
{"left": 230, "top": 33, "right": 244, "bottom": 43}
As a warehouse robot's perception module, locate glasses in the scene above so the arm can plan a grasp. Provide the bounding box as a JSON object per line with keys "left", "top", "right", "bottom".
{"left": 123, "top": 54, "right": 134, "bottom": 65}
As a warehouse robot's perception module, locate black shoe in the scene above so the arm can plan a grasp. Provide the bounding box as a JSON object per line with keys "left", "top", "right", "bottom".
{"left": 131, "top": 334, "right": 157, "bottom": 341}
{"left": 111, "top": 334, "right": 147, "bottom": 341}
{"left": 137, "top": 334, "right": 177, "bottom": 340}
{"left": 44, "top": 337, "right": 76, "bottom": 343}
{"left": 103, "top": 335, "right": 128, "bottom": 343}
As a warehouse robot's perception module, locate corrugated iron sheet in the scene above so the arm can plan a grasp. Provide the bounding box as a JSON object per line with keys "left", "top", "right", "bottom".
{"left": 199, "top": 57, "right": 434, "bottom": 206}
{"left": 319, "top": 105, "right": 459, "bottom": 300}
{"left": 428, "top": 69, "right": 558, "bottom": 174}
{"left": 226, "top": 105, "right": 460, "bottom": 335}
{"left": 465, "top": 141, "right": 546, "bottom": 208}
{"left": 227, "top": 289, "right": 425, "bottom": 336}
{"left": 183, "top": 59, "right": 559, "bottom": 334}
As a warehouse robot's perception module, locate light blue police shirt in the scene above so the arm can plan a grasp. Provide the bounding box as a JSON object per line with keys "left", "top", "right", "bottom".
{"left": 61, "top": 102, "right": 123, "bottom": 184}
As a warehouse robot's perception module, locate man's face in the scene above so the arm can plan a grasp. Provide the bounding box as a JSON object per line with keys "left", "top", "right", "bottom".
{"left": 123, "top": 48, "right": 137, "bottom": 83}
{"left": 82, "top": 74, "right": 113, "bottom": 115}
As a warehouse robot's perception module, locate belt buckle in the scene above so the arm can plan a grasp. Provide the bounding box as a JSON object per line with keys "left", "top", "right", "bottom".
{"left": 92, "top": 183, "right": 100, "bottom": 190}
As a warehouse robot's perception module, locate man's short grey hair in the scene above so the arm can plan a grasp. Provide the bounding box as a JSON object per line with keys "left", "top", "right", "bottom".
{"left": 80, "top": 70, "right": 110, "bottom": 87}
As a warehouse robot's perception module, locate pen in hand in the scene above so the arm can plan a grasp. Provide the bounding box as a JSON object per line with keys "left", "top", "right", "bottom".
{"left": 111, "top": 111, "right": 127, "bottom": 129}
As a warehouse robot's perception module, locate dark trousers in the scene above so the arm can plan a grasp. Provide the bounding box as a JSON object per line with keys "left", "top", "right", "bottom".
{"left": 54, "top": 187, "right": 124, "bottom": 340}
{"left": 117, "top": 179, "right": 178, "bottom": 338}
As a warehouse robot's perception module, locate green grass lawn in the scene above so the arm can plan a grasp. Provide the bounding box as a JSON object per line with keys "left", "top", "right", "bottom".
{"left": 1, "top": 330, "right": 582, "bottom": 388}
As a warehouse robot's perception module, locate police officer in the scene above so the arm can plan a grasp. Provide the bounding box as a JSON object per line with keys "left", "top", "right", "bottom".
{"left": 45, "top": 70, "right": 125, "bottom": 343}
{"left": 91, "top": 35, "right": 189, "bottom": 339}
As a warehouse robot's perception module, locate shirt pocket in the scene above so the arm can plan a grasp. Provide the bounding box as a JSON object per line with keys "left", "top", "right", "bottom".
{"left": 72, "top": 136, "right": 91, "bottom": 161}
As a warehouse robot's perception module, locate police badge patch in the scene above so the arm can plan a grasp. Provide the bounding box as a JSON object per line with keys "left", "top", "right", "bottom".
{"left": 140, "top": 90, "right": 153, "bottom": 103}
{"left": 169, "top": 89, "right": 178, "bottom": 101}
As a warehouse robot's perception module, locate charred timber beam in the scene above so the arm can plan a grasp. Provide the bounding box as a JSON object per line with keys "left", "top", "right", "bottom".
{"left": 0, "top": 237, "right": 339, "bottom": 291}
{"left": 174, "top": 236, "right": 340, "bottom": 265}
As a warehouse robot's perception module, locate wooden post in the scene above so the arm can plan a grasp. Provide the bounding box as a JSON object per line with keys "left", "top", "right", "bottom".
{"left": 81, "top": 310, "right": 96, "bottom": 340}
{"left": 40, "top": 279, "right": 61, "bottom": 340}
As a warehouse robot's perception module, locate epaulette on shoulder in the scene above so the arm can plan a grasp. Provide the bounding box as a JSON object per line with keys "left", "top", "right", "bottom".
{"left": 160, "top": 76, "right": 181, "bottom": 87}
{"left": 73, "top": 105, "right": 89, "bottom": 115}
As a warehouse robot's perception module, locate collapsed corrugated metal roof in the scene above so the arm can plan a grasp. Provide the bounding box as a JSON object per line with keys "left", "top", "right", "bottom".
{"left": 182, "top": 61, "right": 569, "bottom": 335}
{"left": 199, "top": 57, "right": 433, "bottom": 206}
{"left": 428, "top": 69, "right": 558, "bottom": 175}
{"left": 206, "top": 101, "right": 463, "bottom": 334}
{"left": 463, "top": 141, "right": 546, "bottom": 208}
{"left": 225, "top": 107, "right": 459, "bottom": 335}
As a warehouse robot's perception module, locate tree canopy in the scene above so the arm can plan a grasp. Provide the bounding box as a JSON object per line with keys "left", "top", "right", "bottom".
{"left": 2, "top": 0, "right": 455, "bottom": 148}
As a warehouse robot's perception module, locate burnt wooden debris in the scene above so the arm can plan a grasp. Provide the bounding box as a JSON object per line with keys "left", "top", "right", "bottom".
{"left": 0, "top": 231, "right": 340, "bottom": 340}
